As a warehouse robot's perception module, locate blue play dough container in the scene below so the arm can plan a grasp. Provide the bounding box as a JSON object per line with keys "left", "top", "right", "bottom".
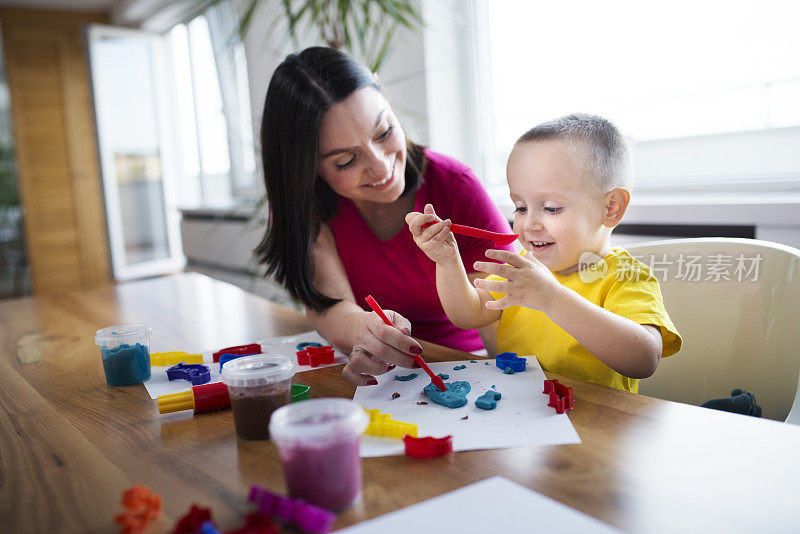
{"left": 95, "top": 324, "right": 152, "bottom": 387}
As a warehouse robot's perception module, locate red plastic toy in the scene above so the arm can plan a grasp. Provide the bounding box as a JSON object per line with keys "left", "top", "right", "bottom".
{"left": 402, "top": 435, "right": 453, "bottom": 459}
{"left": 212, "top": 343, "right": 261, "bottom": 362}
{"left": 171, "top": 504, "right": 213, "bottom": 534}
{"left": 114, "top": 484, "right": 162, "bottom": 534}
{"left": 420, "top": 221, "right": 518, "bottom": 246}
{"left": 194, "top": 382, "right": 230, "bottom": 412}
{"left": 365, "top": 295, "right": 446, "bottom": 391}
{"left": 296, "top": 345, "right": 335, "bottom": 367}
{"left": 157, "top": 381, "right": 231, "bottom": 414}
{"left": 225, "top": 512, "right": 279, "bottom": 534}
{"left": 543, "top": 379, "right": 574, "bottom": 414}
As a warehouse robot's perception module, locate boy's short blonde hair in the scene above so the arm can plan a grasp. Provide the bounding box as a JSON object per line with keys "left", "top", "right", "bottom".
{"left": 516, "top": 113, "right": 631, "bottom": 194}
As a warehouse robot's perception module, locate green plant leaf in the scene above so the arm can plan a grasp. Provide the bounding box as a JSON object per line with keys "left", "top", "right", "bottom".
{"left": 237, "top": 0, "right": 262, "bottom": 37}
{"left": 370, "top": 22, "right": 398, "bottom": 72}
{"left": 195, "top": 0, "right": 422, "bottom": 72}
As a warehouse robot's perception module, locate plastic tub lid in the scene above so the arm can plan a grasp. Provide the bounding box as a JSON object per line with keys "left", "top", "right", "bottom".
{"left": 269, "top": 398, "right": 368, "bottom": 446}
{"left": 95, "top": 324, "right": 152, "bottom": 347}
{"left": 221, "top": 354, "right": 295, "bottom": 387}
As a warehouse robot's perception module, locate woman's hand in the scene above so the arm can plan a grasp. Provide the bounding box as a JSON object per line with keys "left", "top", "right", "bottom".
{"left": 473, "top": 249, "right": 562, "bottom": 313}
{"left": 342, "top": 309, "right": 422, "bottom": 386}
{"left": 405, "top": 203, "right": 458, "bottom": 264}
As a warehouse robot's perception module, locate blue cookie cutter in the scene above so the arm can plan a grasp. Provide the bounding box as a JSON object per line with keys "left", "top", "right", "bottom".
{"left": 218, "top": 352, "right": 249, "bottom": 372}
{"left": 495, "top": 352, "right": 527, "bottom": 373}
{"left": 475, "top": 390, "right": 502, "bottom": 410}
{"left": 166, "top": 363, "right": 211, "bottom": 385}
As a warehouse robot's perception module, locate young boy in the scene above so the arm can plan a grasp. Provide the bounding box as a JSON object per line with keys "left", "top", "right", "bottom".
{"left": 406, "top": 114, "right": 681, "bottom": 393}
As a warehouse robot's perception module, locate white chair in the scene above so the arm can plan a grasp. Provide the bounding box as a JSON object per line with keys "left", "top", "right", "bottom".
{"left": 624, "top": 238, "right": 800, "bottom": 423}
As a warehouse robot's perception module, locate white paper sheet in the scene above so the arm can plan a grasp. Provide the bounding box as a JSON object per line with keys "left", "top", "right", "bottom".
{"left": 337, "top": 476, "right": 622, "bottom": 533}
{"left": 354, "top": 357, "right": 580, "bottom": 457}
{"left": 144, "top": 331, "right": 346, "bottom": 399}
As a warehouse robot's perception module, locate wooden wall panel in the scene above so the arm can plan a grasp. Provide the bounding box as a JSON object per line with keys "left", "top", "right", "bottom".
{"left": 1, "top": 8, "right": 110, "bottom": 294}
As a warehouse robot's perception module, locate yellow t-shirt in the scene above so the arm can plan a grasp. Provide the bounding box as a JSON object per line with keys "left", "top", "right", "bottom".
{"left": 487, "top": 248, "right": 682, "bottom": 393}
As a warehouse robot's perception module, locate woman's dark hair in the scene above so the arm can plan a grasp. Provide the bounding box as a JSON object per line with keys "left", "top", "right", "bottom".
{"left": 254, "top": 46, "right": 426, "bottom": 311}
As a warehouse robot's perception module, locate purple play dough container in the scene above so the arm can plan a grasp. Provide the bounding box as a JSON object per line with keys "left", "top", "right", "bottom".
{"left": 268, "top": 398, "right": 368, "bottom": 511}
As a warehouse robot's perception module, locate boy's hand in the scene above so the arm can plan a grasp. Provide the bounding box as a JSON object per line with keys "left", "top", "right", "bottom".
{"left": 405, "top": 203, "right": 458, "bottom": 264}
{"left": 473, "top": 249, "right": 562, "bottom": 312}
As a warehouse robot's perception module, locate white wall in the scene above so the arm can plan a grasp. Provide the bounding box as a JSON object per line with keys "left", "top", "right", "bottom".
{"left": 633, "top": 126, "right": 800, "bottom": 188}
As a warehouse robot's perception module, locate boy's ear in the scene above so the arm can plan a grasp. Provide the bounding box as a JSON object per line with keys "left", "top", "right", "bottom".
{"left": 602, "top": 187, "right": 630, "bottom": 228}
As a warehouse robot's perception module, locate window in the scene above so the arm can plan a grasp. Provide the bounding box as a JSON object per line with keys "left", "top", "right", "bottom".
{"left": 86, "top": 1, "right": 257, "bottom": 281}
{"left": 168, "top": 8, "right": 256, "bottom": 206}
{"left": 475, "top": 0, "right": 800, "bottom": 195}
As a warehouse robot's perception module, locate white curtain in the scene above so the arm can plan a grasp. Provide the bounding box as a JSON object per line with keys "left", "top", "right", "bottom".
{"left": 206, "top": 1, "right": 256, "bottom": 198}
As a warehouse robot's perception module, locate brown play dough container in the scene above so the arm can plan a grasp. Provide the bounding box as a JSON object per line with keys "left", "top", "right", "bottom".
{"left": 220, "top": 354, "right": 294, "bottom": 440}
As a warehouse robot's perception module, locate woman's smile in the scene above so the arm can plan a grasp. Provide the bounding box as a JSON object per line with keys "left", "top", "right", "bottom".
{"left": 362, "top": 157, "right": 397, "bottom": 189}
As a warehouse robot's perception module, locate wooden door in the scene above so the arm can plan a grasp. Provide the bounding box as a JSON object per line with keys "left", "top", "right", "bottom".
{"left": 1, "top": 8, "right": 110, "bottom": 294}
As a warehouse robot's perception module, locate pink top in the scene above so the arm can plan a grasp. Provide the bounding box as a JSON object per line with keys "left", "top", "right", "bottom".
{"left": 328, "top": 149, "right": 515, "bottom": 352}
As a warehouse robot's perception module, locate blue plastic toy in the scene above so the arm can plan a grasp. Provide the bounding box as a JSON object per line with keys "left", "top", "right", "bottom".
{"left": 495, "top": 352, "right": 527, "bottom": 373}
{"left": 218, "top": 352, "right": 248, "bottom": 372}
{"left": 166, "top": 363, "right": 211, "bottom": 385}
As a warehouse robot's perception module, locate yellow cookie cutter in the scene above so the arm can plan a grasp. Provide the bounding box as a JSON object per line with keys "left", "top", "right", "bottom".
{"left": 364, "top": 408, "right": 418, "bottom": 439}
{"left": 150, "top": 351, "right": 203, "bottom": 366}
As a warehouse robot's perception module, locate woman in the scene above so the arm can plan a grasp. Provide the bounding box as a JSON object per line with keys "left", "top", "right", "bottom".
{"left": 255, "top": 47, "right": 514, "bottom": 386}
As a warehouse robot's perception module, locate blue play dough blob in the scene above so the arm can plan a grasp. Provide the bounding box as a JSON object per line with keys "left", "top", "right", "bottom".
{"left": 475, "top": 390, "right": 502, "bottom": 410}
{"left": 101, "top": 343, "right": 151, "bottom": 387}
{"left": 437, "top": 373, "right": 449, "bottom": 380}
{"left": 394, "top": 373, "right": 419, "bottom": 381}
{"left": 453, "top": 364, "right": 466, "bottom": 370}
{"left": 424, "top": 381, "right": 471, "bottom": 408}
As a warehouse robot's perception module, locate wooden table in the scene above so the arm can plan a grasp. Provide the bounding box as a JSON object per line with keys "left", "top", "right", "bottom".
{"left": 2, "top": 272, "right": 799, "bottom": 533}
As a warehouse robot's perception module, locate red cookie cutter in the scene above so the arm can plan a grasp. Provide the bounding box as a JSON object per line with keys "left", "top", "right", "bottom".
{"left": 543, "top": 379, "right": 574, "bottom": 414}
{"left": 171, "top": 504, "right": 213, "bottom": 534}
{"left": 212, "top": 343, "right": 261, "bottom": 362}
{"left": 402, "top": 435, "right": 453, "bottom": 459}
{"left": 295, "top": 345, "right": 335, "bottom": 367}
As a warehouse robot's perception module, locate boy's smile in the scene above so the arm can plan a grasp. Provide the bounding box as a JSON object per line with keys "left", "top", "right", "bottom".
{"left": 506, "top": 139, "right": 613, "bottom": 275}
